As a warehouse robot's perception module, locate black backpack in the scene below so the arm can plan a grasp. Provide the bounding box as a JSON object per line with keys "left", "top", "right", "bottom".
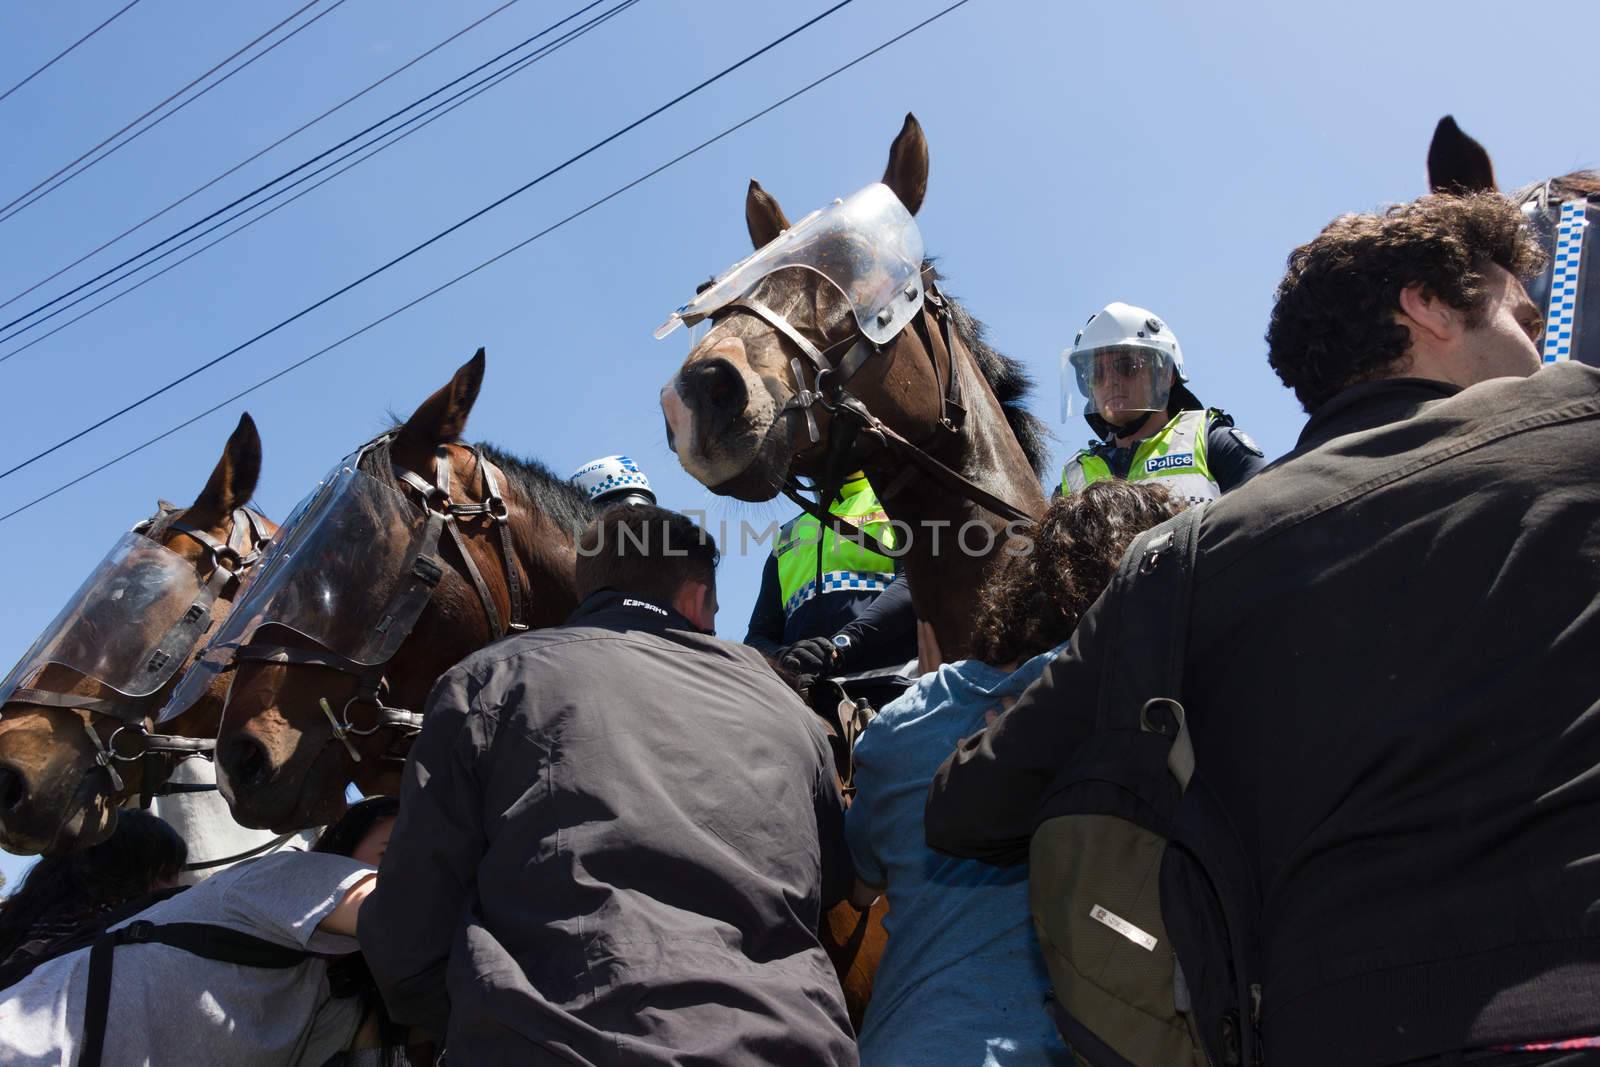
{"left": 1028, "top": 507, "right": 1263, "bottom": 1066}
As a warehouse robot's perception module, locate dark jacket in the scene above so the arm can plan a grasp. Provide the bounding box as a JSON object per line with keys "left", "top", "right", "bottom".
{"left": 744, "top": 561, "right": 916, "bottom": 672}
{"left": 361, "top": 590, "right": 856, "bottom": 1066}
{"left": 926, "top": 366, "right": 1600, "bottom": 1066}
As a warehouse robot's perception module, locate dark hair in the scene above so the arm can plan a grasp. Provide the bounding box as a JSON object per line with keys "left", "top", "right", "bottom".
{"left": 970, "top": 481, "right": 1183, "bottom": 665}
{"left": 1266, "top": 192, "right": 1546, "bottom": 412}
{"left": 313, "top": 795, "right": 399, "bottom": 858}
{"left": 0, "top": 810, "right": 187, "bottom": 964}
{"left": 574, "top": 504, "right": 719, "bottom": 604}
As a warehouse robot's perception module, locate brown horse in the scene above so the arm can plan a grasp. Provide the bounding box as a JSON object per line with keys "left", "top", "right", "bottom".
{"left": 660, "top": 113, "right": 1049, "bottom": 1025}
{"left": 0, "top": 415, "right": 276, "bottom": 855}
{"left": 211, "top": 350, "right": 591, "bottom": 832}
{"left": 1427, "top": 115, "right": 1600, "bottom": 367}
{"left": 661, "top": 113, "right": 1049, "bottom": 659}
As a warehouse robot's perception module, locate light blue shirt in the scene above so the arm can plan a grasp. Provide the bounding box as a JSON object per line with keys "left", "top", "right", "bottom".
{"left": 845, "top": 648, "right": 1071, "bottom": 1067}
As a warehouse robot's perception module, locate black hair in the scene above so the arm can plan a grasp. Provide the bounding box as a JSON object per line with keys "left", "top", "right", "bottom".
{"left": 574, "top": 504, "right": 720, "bottom": 605}
{"left": 0, "top": 810, "right": 187, "bottom": 965}
{"left": 312, "top": 795, "right": 399, "bottom": 858}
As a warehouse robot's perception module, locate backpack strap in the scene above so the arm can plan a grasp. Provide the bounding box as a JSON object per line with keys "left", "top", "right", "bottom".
{"left": 79, "top": 920, "right": 309, "bottom": 1067}
{"left": 1097, "top": 506, "right": 1204, "bottom": 790}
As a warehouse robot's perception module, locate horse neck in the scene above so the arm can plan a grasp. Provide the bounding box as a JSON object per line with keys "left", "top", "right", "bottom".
{"left": 150, "top": 758, "right": 316, "bottom": 883}
{"left": 861, "top": 338, "right": 1044, "bottom": 662}
{"left": 491, "top": 480, "right": 583, "bottom": 631}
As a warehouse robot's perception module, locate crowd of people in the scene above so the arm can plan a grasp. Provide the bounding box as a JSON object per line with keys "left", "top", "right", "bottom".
{"left": 0, "top": 181, "right": 1596, "bottom": 1067}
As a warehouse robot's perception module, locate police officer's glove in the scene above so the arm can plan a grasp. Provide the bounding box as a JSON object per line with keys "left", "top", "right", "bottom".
{"left": 775, "top": 636, "right": 838, "bottom": 692}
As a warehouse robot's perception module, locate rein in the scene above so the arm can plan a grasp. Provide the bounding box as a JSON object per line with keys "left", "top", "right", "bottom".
{"left": 730, "top": 274, "right": 1034, "bottom": 561}
{"left": 9, "top": 506, "right": 270, "bottom": 802}
{"left": 233, "top": 436, "right": 529, "bottom": 766}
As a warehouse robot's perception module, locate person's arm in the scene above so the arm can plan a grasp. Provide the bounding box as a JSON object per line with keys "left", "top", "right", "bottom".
{"left": 923, "top": 592, "right": 1108, "bottom": 865}
{"left": 318, "top": 873, "right": 377, "bottom": 937}
{"left": 743, "top": 555, "right": 786, "bottom": 658}
{"left": 358, "top": 667, "right": 495, "bottom": 1036}
{"left": 1206, "top": 413, "right": 1269, "bottom": 492}
{"left": 832, "top": 570, "right": 915, "bottom": 673}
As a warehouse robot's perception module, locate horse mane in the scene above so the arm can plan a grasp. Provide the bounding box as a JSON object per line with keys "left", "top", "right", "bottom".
{"left": 362, "top": 431, "right": 595, "bottom": 532}
{"left": 1509, "top": 169, "right": 1600, "bottom": 205}
{"left": 924, "top": 262, "right": 1051, "bottom": 479}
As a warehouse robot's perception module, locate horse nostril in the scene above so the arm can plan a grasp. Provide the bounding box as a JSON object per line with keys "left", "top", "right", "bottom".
{"left": 222, "top": 735, "right": 272, "bottom": 791}
{"left": 684, "top": 358, "right": 748, "bottom": 420}
{"left": 0, "top": 763, "right": 28, "bottom": 814}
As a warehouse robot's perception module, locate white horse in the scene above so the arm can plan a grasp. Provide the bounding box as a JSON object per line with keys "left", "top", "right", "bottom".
{"left": 149, "top": 758, "right": 315, "bottom": 884}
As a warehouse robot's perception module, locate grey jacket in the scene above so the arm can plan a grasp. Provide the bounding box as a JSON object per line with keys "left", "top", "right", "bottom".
{"left": 360, "top": 589, "right": 856, "bottom": 1066}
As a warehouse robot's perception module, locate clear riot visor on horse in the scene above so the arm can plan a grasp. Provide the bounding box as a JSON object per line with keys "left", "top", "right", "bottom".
{"left": 655, "top": 182, "right": 926, "bottom": 347}
{"left": 157, "top": 464, "right": 425, "bottom": 724}
{"left": 1061, "top": 345, "right": 1176, "bottom": 419}
{"left": 0, "top": 532, "right": 212, "bottom": 710}
{"left": 1521, "top": 193, "right": 1595, "bottom": 366}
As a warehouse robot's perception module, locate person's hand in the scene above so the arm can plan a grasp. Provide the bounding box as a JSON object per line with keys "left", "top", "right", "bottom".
{"left": 776, "top": 636, "right": 838, "bottom": 691}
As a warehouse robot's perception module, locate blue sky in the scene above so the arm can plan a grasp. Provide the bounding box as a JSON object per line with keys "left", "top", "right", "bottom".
{"left": 0, "top": 0, "right": 1593, "bottom": 887}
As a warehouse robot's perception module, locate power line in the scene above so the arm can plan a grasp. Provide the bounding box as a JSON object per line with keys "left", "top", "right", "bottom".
{"left": 0, "top": 0, "right": 858, "bottom": 484}
{"left": 0, "top": 0, "right": 523, "bottom": 316}
{"left": 0, "top": 0, "right": 356, "bottom": 229}
{"left": 0, "top": 0, "right": 977, "bottom": 526}
{"left": 0, "top": 0, "right": 326, "bottom": 224}
{"left": 0, "top": 0, "right": 616, "bottom": 337}
{"left": 0, "top": 0, "right": 639, "bottom": 358}
{"left": 0, "top": 0, "right": 147, "bottom": 106}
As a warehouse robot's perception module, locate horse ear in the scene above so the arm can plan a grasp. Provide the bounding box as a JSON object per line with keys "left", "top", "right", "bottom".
{"left": 188, "top": 412, "right": 262, "bottom": 519}
{"left": 1427, "top": 115, "right": 1497, "bottom": 193}
{"left": 398, "top": 348, "right": 485, "bottom": 448}
{"left": 745, "top": 179, "right": 790, "bottom": 249}
{"left": 882, "top": 112, "right": 928, "bottom": 215}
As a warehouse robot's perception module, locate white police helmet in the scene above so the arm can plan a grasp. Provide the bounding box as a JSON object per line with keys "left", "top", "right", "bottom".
{"left": 569, "top": 455, "right": 656, "bottom": 507}
{"left": 1061, "top": 302, "right": 1188, "bottom": 422}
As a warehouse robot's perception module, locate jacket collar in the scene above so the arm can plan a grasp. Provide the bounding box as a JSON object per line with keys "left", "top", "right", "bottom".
{"left": 1297, "top": 377, "right": 1461, "bottom": 452}
{"left": 565, "top": 589, "right": 702, "bottom": 635}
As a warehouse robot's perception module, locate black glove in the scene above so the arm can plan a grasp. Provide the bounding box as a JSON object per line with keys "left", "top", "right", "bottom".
{"left": 775, "top": 636, "right": 838, "bottom": 691}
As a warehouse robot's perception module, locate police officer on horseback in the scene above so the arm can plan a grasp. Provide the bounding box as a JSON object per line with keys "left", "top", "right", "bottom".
{"left": 745, "top": 474, "right": 915, "bottom": 691}
{"left": 1061, "top": 301, "right": 1267, "bottom": 504}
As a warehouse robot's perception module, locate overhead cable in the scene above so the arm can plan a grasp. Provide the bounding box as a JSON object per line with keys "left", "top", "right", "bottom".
{"left": 0, "top": 0, "right": 524, "bottom": 316}
{"left": 0, "top": 0, "right": 330, "bottom": 225}
{"left": 0, "top": 0, "right": 639, "bottom": 358}
{"left": 0, "top": 0, "right": 977, "bottom": 525}
{"left": 0, "top": 0, "right": 618, "bottom": 336}
{"left": 0, "top": 0, "right": 147, "bottom": 106}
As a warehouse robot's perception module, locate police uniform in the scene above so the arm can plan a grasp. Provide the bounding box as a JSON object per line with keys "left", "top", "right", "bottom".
{"left": 744, "top": 474, "right": 915, "bottom": 674}
{"left": 1060, "top": 407, "right": 1268, "bottom": 505}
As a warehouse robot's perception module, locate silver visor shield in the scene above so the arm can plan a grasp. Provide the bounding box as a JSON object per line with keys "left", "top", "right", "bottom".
{"left": 655, "top": 182, "right": 925, "bottom": 346}
{"left": 1062, "top": 345, "right": 1176, "bottom": 421}
{"left": 0, "top": 532, "right": 209, "bottom": 707}
{"left": 157, "top": 465, "right": 423, "bottom": 724}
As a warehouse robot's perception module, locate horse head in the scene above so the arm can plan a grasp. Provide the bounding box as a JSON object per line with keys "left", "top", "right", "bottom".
{"left": 1427, "top": 115, "right": 1600, "bottom": 368}
{"left": 660, "top": 113, "right": 1046, "bottom": 657}
{"left": 211, "top": 349, "right": 589, "bottom": 832}
{"left": 0, "top": 414, "right": 275, "bottom": 855}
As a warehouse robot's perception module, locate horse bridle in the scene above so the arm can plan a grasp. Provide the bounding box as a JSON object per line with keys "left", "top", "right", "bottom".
{"left": 719, "top": 268, "right": 1035, "bottom": 555}
{"left": 232, "top": 435, "right": 528, "bottom": 766}
{"left": 8, "top": 505, "right": 271, "bottom": 803}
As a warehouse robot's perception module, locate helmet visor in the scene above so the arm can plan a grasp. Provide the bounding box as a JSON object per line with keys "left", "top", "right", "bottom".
{"left": 0, "top": 532, "right": 211, "bottom": 707}
{"left": 656, "top": 182, "right": 925, "bottom": 347}
{"left": 1062, "top": 345, "right": 1175, "bottom": 421}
